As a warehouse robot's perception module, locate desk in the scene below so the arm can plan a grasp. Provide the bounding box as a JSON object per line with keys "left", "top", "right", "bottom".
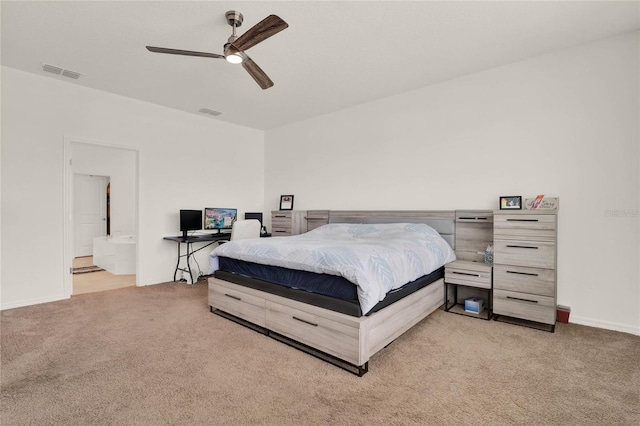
{"left": 164, "top": 233, "right": 230, "bottom": 285}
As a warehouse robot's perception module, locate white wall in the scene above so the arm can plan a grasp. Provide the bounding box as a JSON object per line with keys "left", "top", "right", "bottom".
{"left": 1, "top": 66, "right": 264, "bottom": 309}
{"left": 265, "top": 32, "right": 640, "bottom": 335}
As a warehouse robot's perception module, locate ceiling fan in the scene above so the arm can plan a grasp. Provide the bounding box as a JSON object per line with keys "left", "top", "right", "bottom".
{"left": 146, "top": 11, "right": 288, "bottom": 90}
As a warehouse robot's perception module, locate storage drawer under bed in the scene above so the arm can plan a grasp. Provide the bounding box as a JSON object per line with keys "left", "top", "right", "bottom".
{"left": 265, "top": 300, "right": 360, "bottom": 365}
{"left": 209, "top": 282, "right": 266, "bottom": 327}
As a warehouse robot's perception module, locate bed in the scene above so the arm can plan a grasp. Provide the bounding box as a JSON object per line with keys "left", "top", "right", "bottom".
{"left": 208, "top": 210, "right": 456, "bottom": 375}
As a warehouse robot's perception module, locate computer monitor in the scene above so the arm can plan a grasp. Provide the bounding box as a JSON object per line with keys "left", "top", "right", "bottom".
{"left": 179, "top": 209, "right": 202, "bottom": 239}
{"left": 204, "top": 208, "right": 237, "bottom": 232}
{"left": 244, "top": 212, "right": 263, "bottom": 226}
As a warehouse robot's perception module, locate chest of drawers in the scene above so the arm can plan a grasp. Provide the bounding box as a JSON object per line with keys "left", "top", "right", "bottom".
{"left": 270, "top": 210, "right": 307, "bottom": 236}
{"left": 493, "top": 210, "right": 557, "bottom": 328}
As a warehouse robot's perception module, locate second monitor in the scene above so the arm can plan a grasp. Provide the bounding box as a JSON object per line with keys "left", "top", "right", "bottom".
{"left": 204, "top": 208, "right": 237, "bottom": 233}
{"left": 244, "top": 212, "right": 263, "bottom": 226}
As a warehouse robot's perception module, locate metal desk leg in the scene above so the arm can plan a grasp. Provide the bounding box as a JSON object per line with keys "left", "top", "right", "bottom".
{"left": 173, "top": 242, "right": 182, "bottom": 281}
{"left": 186, "top": 242, "right": 195, "bottom": 286}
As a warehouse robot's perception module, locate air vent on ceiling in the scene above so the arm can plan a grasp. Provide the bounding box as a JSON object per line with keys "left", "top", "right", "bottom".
{"left": 198, "top": 108, "right": 222, "bottom": 117}
{"left": 40, "top": 63, "right": 82, "bottom": 80}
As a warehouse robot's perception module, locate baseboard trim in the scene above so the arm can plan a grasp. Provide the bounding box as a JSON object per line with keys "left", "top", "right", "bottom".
{"left": 570, "top": 315, "right": 639, "bottom": 336}
{"left": 0, "top": 294, "right": 69, "bottom": 311}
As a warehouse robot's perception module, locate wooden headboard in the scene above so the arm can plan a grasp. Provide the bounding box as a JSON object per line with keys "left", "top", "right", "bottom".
{"left": 327, "top": 210, "right": 456, "bottom": 249}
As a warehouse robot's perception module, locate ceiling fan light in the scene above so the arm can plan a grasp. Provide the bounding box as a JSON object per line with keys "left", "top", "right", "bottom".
{"left": 225, "top": 53, "right": 243, "bottom": 64}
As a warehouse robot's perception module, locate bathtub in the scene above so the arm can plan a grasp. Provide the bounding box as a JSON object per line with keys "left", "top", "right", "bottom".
{"left": 93, "top": 235, "right": 136, "bottom": 275}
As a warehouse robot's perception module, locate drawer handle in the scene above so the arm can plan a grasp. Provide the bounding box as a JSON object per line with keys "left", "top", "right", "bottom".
{"left": 459, "top": 217, "right": 488, "bottom": 220}
{"left": 506, "top": 270, "right": 539, "bottom": 277}
{"left": 506, "top": 245, "right": 539, "bottom": 249}
{"left": 274, "top": 215, "right": 287, "bottom": 218}
{"left": 305, "top": 217, "right": 328, "bottom": 221}
{"left": 451, "top": 271, "right": 481, "bottom": 278}
{"left": 506, "top": 296, "right": 538, "bottom": 304}
{"left": 292, "top": 316, "right": 318, "bottom": 327}
{"left": 224, "top": 293, "right": 241, "bottom": 301}
{"left": 274, "top": 230, "right": 288, "bottom": 233}
{"left": 506, "top": 219, "right": 539, "bottom": 222}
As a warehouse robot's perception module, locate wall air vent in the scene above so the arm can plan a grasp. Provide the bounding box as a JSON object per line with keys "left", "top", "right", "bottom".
{"left": 198, "top": 108, "right": 222, "bottom": 117}
{"left": 40, "top": 63, "right": 82, "bottom": 80}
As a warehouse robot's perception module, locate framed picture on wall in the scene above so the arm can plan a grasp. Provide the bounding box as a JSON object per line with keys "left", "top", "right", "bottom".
{"left": 499, "top": 196, "right": 522, "bottom": 210}
{"left": 279, "top": 195, "right": 294, "bottom": 210}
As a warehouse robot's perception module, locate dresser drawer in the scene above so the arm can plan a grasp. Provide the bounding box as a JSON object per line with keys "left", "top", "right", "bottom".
{"left": 266, "top": 301, "right": 360, "bottom": 365}
{"left": 271, "top": 210, "right": 307, "bottom": 236}
{"left": 271, "top": 212, "right": 292, "bottom": 227}
{"left": 494, "top": 214, "right": 556, "bottom": 241}
{"left": 445, "top": 261, "right": 492, "bottom": 289}
{"left": 493, "top": 265, "right": 555, "bottom": 297}
{"left": 209, "top": 283, "right": 266, "bottom": 327}
{"left": 271, "top": 212, "right": 292, "bottom": 236}
{"left": 271, "top": 228, "right": 293, "bottom": 236}
{"left": 493, "top": 289, "right": 556, "bottom": 325}
{"left": 494, "top": 239, "right": 555, "bottom": 269}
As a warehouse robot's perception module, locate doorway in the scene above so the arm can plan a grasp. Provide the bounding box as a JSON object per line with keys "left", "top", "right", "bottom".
{"left": 74, "top": 174, "right": 108, "bottom": 257}
{"left": 63, "top": 138, "right": 139, "bottom": 297}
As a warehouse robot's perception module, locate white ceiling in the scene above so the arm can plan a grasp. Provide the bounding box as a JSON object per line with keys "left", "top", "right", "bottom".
{"left": 2, "top": 1, "right": 639, "bottom": 130}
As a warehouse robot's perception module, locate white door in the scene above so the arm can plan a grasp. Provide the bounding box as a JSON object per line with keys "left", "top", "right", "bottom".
{"left": 74, "top": 174, "right": 108, "bottom": 257}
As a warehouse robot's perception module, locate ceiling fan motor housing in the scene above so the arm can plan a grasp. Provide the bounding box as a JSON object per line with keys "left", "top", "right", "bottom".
{"left": 225, "top": 11, "right": 243, "bottom": 28}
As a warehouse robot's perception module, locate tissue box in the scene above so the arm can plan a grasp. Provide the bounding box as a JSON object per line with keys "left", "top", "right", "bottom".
{"left": 465, "top": 297, "right": 485, "bottom": 314}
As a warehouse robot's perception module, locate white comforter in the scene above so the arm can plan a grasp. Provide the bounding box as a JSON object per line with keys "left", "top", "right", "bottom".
{"left": 208, "top": 223, "right": 456, "bottom": 314}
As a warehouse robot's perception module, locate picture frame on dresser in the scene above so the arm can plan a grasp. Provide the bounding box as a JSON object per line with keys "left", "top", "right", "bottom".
{"left": 499, "top": 196, "right": 522, "bottom": 210}
{"left": 279, "top": 195, "right": 294, "bottom": 210}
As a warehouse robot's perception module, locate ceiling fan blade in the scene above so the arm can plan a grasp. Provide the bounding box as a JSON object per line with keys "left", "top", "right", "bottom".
{"left": 242, "top": 56, "right": 274, "bottom": 90}
{"left": 146, "top": 46, "right": 224, "bottom": 59}
{"left": 232, "top": 15, "right": 288, "bottom": 52}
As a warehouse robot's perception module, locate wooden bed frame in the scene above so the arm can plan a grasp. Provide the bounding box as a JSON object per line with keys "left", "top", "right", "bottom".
{"left": 208, "top": 210, "right": 455, "bottom": 376}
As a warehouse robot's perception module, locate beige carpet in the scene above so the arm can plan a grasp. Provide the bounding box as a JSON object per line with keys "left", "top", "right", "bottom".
{"left": 1, "top": 281, "right": 638, "bottom": 425}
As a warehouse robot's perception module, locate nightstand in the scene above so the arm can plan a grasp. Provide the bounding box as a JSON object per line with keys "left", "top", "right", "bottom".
{"left": 271, "top": 210, "right": 306, "bottom": 236}
{"left": 445, "top": 260, "right": 493, "bottom": 320}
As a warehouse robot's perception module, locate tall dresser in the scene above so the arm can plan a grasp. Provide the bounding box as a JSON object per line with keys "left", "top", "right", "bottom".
{"left": 493, "top": 210, "right": 558, "bottom": 331}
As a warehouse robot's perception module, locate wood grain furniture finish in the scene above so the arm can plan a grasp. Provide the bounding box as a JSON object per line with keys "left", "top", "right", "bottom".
{"left": 305, "top": 210, "right": 330, "bottom": 232}
{"left": 445, "top": 261, "right": 492, "bottom": 289}
{"left": 444, "top": 211, "right": 494, "bottom": 319}
{"left": 210, "top": 210, "right": 455, "bottom": 375}
{"left": 209, "top": 276, "right": 444, "bottom": 371}
{"left": 493, "top": 210, "right": 558, "bottom": 329}
{"left": 271, "top": 210, "right": 306, "bottom": 236}
{"left": 454, "top": 210, "right": 494, "bottom": 262}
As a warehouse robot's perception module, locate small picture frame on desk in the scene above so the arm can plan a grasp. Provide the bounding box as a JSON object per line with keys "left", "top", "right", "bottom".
{"left": 279, "top": 195, "right": 294, "bottom": 210}
{"left": 499, "top": 196, "right": 522, "bottom": 210}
